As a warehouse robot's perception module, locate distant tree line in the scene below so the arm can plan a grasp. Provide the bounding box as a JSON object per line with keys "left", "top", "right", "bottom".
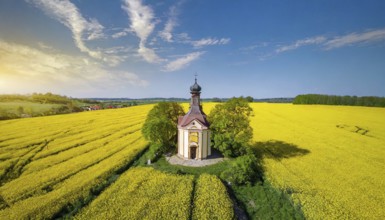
{"left": 293, "top": 94, "right": 385, "bottom": 107}
{"left": 211, "top": 96, "right": 254, "bottom": 103}
{"left": 254, "top": 97, "right": 294, "bottom": 103}
{"left": 0, "top": 94, "right": 28, "bottom": 102}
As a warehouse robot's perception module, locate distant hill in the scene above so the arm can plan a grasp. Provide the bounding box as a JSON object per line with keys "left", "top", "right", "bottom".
{"left": 0, "top": 93, "right": 98, "bottom": 120}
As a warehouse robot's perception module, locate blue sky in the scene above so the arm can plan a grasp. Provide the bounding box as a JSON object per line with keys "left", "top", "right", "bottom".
{"left": 0, "top": 0, "right": 384, "bottom": 98}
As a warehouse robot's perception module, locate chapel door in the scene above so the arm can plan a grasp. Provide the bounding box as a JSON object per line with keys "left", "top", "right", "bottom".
{"left": 190, "top": 146, "right": 197, "bottom": 159}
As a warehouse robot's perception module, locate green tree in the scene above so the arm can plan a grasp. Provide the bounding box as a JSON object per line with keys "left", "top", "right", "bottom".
{"left": 220, "top": 154, "right": 259, "bottom": 185}
{"left": 141, "top": 102, "right": 185, "bottom": 152}
{"left": 245, "top": 96, "right": 254, "bottom": 102}
{"left": 209, "top": 97, "right": 253, "bottom": 157}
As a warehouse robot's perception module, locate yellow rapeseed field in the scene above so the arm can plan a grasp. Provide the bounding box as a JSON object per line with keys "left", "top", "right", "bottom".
{"left": 75, "top": 167, "right": 194, "bottom": 219}
{"left": 249, "top": 103, "right": 385, "bottom": 219}
{"left": 0, "top": 105, "right": 153, "bottom": 219}
{"left": 192, "top": 174, "right": 234, "bottom": 220}
{"left": 0, "top": 102, "right": 384, "bottom": 219}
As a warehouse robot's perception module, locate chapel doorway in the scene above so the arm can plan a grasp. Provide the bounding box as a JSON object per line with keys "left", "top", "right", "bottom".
{"left": 190, "top": 146, "right": 197, "bottom": 159}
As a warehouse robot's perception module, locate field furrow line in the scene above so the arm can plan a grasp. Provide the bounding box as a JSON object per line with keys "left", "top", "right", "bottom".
{"left": 0, "top": 138, "right": 149, "bottom": 219}
{"left": 32, "top": 120, "right": 143, "bottom": 160}
{"left": 0, "top": 141, "right": 50, "bottom": 186}
{"left": 23, "top": 125, "right": 143, "bottom": 175}
{"left": 0, "top": 132, "right": 144, "bottom": 205}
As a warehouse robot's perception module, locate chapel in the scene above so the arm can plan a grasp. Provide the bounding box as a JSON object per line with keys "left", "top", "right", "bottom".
{"left": 177, "top": 77, "right": 211, "bottom": 160}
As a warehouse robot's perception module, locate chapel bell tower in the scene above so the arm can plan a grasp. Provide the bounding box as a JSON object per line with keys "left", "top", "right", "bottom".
{"left": 177, "top": 77, "right": 211, "bottom": 160}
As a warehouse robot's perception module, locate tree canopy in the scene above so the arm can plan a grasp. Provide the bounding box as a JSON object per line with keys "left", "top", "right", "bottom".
{"left": 208, "top": 97, "right": 253, "bottom": 157}
{"left": 245, "top": 96, "right": 254, "bottom": 102}
{"left": 141, "top": 102, "right": 185, "bottom": 151}
{"left": 220, "top": 154, "right": 259, "bottom": 185}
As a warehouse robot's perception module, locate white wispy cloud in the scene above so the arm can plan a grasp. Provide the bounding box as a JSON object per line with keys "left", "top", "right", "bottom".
{"left": 324, "top": 28, "right": 385, "bottom": 50}
{"left": 104, "top": 46, "right": 135, "bottom": 55}
{"left": 240, "top": 42, "right": 269, "bottom": 51}
{"left": 173, "top": 33, "right": 231, "bottom": 48}
{"left": 0, "top": 40, "right": 147, "bottom": 95}
{"left": 37, "top": 41, "right": 53, "bottom": 50}
{"left": 192, "top": 38, "right": 230, "bottom": 48}
{"left": 175, "top": 32, "right": 191, "bottom": 42}
{"left": 159, "top": 3, "right": 181, "bottom": 42}
{"left": 86, "top": 18, "right": 105, "bottom": 40}
{"left": 163, "top": 51, "right": 204, "bottom": 72}
{"left": 275, "top": 36, "right": 326, "bottom": 54}
{"left": 122, "top": 0, "right": 164, "bottom": 63}
{"left": 112, "top": 29, "right": 129, "bottom": 39}
{"left": 138, "top": 44, "right": 164, "bottom": 63}
{"left": 28, "top": 0, "right": 108, "bottom": 61}
{"left": 273, "top": 28, "right": 385, "bottom": 55}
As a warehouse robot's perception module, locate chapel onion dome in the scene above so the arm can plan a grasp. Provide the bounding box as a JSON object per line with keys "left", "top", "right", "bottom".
{"left": 190, "top": 79, "right": 202, "bottom": 93}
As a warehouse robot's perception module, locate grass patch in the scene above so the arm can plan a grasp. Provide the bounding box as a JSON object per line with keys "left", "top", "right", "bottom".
{"left": 0, "top": 101, "right": 60, "bottom": 113}
{"left": 0, "top": 101, "right": 61, "bottom": 119}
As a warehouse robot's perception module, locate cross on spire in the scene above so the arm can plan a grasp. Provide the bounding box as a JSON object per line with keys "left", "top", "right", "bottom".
{"left": 194, "top": 72, "right": 198, "bottom": 83}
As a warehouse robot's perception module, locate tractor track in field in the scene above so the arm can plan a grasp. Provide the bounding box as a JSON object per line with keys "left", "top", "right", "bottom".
{"left": 0, "top": 140, "right": 51, "bottom": 186}
{"left": 3, "top": 136, "right": 143, "bottom": 205}
{"left": 24, "top": 127, "right": 143, "bottom": 174}
{"left": 33, "top": 121, "right": 142, "bottom": 160}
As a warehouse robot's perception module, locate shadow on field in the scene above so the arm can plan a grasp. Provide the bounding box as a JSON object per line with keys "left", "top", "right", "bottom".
{"left": 252, "top": 140, "right": 310, "bottom": 161}
{"left": 227, "top": 141, "right": 309, "bottom": 219}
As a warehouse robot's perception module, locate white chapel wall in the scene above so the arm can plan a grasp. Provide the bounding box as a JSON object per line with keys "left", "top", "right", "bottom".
{"left": 183, "top": 130, "right": 189, "bottom": 158}
{"left": 198, "top": 132, "right": 203, "bottom": 159}
{"left": 207, "top": 130, "right": 210, "bottom": 156}
{"left": 178, "top": 129, "right": 184, "bottom": 157}
{"left": 202, "top": 130, "right": 207, "bottom": 158}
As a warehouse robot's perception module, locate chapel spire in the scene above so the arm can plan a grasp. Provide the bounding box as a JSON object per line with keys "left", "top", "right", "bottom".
{"left": 178, "top": 76, "right": 209, "bottom": 127}
{"left": 190, "top": 74, "right": 202, "bottom": 94}
{"left": 177, "top": 76, "right": 211, "bottom": 160}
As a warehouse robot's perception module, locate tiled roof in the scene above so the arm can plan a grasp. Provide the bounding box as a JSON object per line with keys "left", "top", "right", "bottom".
{"left": 178, "top": 105, "right": 209, "bottom": 127}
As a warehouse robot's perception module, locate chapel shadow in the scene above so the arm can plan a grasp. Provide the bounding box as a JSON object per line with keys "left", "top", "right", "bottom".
{"left": 250, "top": 140, "right": 310, "bottom": 182}
{"left": 206, "top": 148, "right": 225, "bottom": 159}
{"left": 251, "top": 140, "right": 310, "bottom": 161}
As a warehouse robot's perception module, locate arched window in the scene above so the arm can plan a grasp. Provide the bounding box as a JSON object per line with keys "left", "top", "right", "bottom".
{"left": 189, "top": 132, "right": 198, "bottom": 144}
